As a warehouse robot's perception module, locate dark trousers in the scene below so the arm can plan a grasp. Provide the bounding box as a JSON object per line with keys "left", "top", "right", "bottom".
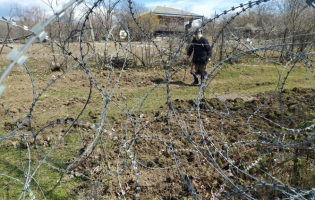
{"left": 191, "top": 63, "right": 207, "bottom": 84}
{"left": 194, "top": 63, "right": 206, "bottom": 74}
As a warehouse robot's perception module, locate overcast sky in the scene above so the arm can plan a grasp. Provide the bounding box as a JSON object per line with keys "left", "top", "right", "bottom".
{"left": 0, "top": 0, "right": 246, "bottom": 19}
{"left": 0, "top": 0, "right": 52, "bottom": 19}
{"left": 141, "top": 0, "right": 245, "bottom": 17}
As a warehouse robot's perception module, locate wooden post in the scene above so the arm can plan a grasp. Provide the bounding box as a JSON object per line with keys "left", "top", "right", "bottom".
{"left": 89, "top": 15, "right": 98, "bottom": 64}
{"left": 219, "top": 28, "right": 224, "bottom": 61}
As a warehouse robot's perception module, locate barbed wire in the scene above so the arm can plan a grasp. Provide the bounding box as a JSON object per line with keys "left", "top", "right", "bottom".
{"left": 0, "top": 0, "right": 315, "bottom": 199}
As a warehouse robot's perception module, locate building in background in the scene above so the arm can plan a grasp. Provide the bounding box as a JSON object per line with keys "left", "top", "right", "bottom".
{"left": 119, "top": 6, "right": 203, "bottom": 40}
{"left": 146, "top": 6, "right": 203, "bottom": 40}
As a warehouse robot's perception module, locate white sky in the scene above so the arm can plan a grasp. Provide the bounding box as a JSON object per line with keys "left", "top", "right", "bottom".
{"left": 0, "top": 0, "right": 248, "bottom": 19}
{"left": 0, "top": 0, "right": 75, "bottom": 19}
{"left": 144, "top": 0, "right": 245, "bottom": 18}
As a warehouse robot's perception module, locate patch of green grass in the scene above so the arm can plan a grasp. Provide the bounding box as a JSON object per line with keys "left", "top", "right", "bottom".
{"left": 49, "top": 89, "right": 85, "bottom": 99}
{"left": 99, "top": 63, "right": 310, "bottom": 118}
{"left": 0, "top": 140, "right": 83, "bottom": 199}
{"left": 207, "top": 63, "right": 309, "bottom": 95}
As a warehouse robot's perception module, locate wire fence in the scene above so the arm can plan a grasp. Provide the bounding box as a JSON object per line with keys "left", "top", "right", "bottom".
{"left": 0, "top": 0, "right": 315, "bottom": 199}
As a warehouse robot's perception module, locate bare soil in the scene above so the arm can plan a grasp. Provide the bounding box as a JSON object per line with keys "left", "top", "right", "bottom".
{"left": 1, "top": 45, "right": 314, "bottom": 199}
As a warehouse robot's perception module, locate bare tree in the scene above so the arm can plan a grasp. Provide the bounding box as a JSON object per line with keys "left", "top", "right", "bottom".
{"left": 8, "top": 3, "right": 47, "bottom": 42}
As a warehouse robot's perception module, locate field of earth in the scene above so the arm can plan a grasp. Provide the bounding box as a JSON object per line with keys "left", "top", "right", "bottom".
{"left": 0, "top": 42, "right": 315, "bottom": 199}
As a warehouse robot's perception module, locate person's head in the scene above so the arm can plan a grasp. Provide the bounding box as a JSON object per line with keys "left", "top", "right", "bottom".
{"left": 194, "top": 28, "right": 202, "bottom": 40}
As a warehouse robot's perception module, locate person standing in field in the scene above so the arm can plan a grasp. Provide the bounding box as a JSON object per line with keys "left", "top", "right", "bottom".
{"left": 187, "top": 28, "right": 212, "bottom": 85}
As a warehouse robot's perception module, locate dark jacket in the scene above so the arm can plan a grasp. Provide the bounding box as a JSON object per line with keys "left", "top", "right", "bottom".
{"left": 187, "top": 37, "right": 212, "bottom": 64}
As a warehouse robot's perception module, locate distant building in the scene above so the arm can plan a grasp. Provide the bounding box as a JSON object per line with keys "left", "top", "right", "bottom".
{"left": 145, "top": 6, "right": 203, "bottom": 39}
{"left": 119, "top": 6, "right": 203, "bottom": 40}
